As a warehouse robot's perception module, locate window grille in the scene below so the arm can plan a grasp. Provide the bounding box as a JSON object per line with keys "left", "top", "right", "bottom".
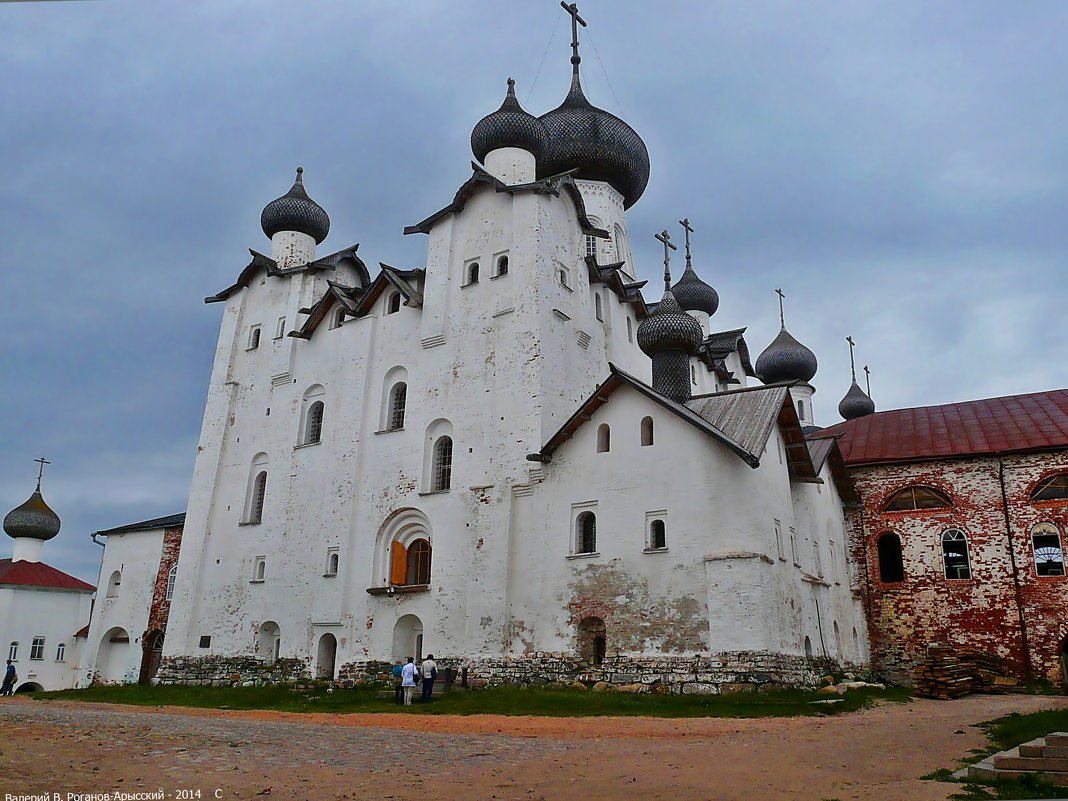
{"left": 250, "top": 472, "right": 267, "bottom": 524}
{"left": 577, "top": 512, "right": 597, "bottom": 554}
{"left": 433, "top": 436, "right": 453, "bottom": 491}
{"left": 496, "top": 255, "right": 509, "bottom": 276}
{"left": 389, "top": 383, "right": 407, "bottom": 430}
{"left": 306, "top": 401, "right": 324, "bottom": 444}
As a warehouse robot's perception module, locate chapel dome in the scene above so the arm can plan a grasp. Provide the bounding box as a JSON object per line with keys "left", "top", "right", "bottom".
{"left": 471, "top": 78, "right": 549, "bottom": 164}
{"left": 838, "top": 380, "right": 876, "bottom": 420}
{"left": 3, "top": 486, "right": 61, "bottom": 542}
{"left": 637, "top": 291, "right": 703, "bottom": 356}
{"left": 260, "top": 167, "right": 330, "bottom": 244}
{"left": 756, "top": 327, "right": 818, "bottom": 384}
{"left": 671, "top": 265, "right": 719, "bottom": 317}
{"left": 537, "top": 74, "right": 650, "bottom": 209}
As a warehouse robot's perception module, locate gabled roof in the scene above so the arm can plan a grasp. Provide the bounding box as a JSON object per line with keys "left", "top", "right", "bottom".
{"left": 350, "top": 264, "right": 425, "bottom": 318}
{"left": 810, "top": 388, "right": 1068, "bottom": 466}
{"left": 530, "top": 366, "right": 818, "bottom": 482}
{"left": 290, "top": 280, "right": 366, "bottom": 340}
{"left": 584, "top": 256, "right": 650, "bottom": 317}
{"left": 93, "top": 513, "right": 185, "bottom": 537}
{"left": 404, "top": 163, "right": 610, "bottom": 238}
{"left": 205, "top": 244, "right": 367, "bottom": 304}
{"left": 0, "top": 559, "right": 95, "bottom": 592}
{"left": 805, "top": 435, "right": 857, "bottom": 502}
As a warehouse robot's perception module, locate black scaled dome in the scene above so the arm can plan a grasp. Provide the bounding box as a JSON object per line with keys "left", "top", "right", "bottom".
{"left": 672, "top": 265, "right": 719, "bottom": 317}
{"left": 838, "top": 380, "right": 876, "bottom": 420}
{"left": 3, "top": 486, "right": 60, "bottom": 542}
{"left": 472, "top": 78, "right": 549, "bottom": 164}
{"left": 637, "top": 291, "right": 703, "bottom": 356}
{"left": 261, "top": 167, "right": 330, "bottom": 244}
{"left": 756, "top": 327, "right": 818, "bottom": 384}
{"left": 538, "top": 74, "right": 650, "bottom": 209}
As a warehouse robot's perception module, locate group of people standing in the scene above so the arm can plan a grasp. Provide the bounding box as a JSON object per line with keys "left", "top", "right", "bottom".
{"left": 392, "top": 654, "right": 437, "bottom": 706}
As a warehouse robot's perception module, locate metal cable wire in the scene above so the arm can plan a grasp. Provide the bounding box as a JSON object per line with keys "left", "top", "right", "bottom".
{"left": 586, "top": 25, "right": 625, "bottom": 116}
{"left": 527, "top": 11, "right": 562, "bottom": 103}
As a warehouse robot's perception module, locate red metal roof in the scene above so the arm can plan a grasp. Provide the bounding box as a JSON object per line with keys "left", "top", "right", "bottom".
{"left": 811, "top": 388, "right": 1068, "bottom": 466}
{"left": 0, "top": 558, "right": 95, "bottom": 592}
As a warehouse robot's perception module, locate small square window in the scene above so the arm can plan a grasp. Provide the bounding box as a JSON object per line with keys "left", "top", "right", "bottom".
{"left": 198, "top": 636, "right": 211, "bottom": 649}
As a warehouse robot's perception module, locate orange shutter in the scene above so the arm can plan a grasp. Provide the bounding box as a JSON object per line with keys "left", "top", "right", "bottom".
{"left": 390, "top": 541, "right": 407, "bottom": 586}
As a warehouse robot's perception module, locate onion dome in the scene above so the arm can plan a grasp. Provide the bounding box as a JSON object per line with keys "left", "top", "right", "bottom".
{"left": 838, "top": 380, "right": 876, "bottom": 420}
{"left": 471, "top": 78, "right": 549, "bottom": 164}
{"left": 260, "top": 167, "right": 330, "bottom": 244}
{"left": 756, "top": 327, "right": 818, "bottom": 384}
{"left": 537, "top": 74, "right": 650, "bottom": 209}
{"left": 672, "top": 265, "right": 719, "bottom": 317}
{"left": 637, "top": 290, "right": 703, "bottom": 357}
{"left": 4, "top": 484, "right": 60, "bottom": 542}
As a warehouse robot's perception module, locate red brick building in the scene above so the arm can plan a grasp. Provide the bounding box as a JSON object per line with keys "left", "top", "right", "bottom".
{"left": 812, "top": 389, "right": 1068, "bottom": 686}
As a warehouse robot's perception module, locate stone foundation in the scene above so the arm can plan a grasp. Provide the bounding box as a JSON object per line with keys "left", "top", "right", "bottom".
{"left": 338, "top": 651, "right": 851, "bottom": 694}
{"left": 154, "top": 655, "right": 309, "bottom": 686}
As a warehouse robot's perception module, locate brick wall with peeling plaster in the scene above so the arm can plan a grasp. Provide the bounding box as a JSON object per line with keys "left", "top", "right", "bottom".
{"left": 850, "top": 451, "right": 1068, "bottom": 686}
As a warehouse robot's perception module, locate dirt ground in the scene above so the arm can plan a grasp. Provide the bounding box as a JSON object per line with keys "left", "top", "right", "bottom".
{"left": 1, "top": 694, "right": 1065, "bottom": 801}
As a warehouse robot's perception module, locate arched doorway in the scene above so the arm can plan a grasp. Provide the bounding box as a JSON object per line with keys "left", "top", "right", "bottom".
{"left": 15, "top": 682, "right": 43, "bottom": 693}
{"left": 139, "top": 629, "right": 165, "bottom": 685}
{"left": 316, "top": 633, "right": 337, "bottom": 680}
{"left": 578, "top": 617, "right": 607, "bottom": 665}
{"left": 256, "top": 622, "right": 280, "bottom": 664}
{"left": 96, "top": 627, "right": 131, "bottom": 684}
{"left": 392, "top": 615, "right": 423, "bottom": 663}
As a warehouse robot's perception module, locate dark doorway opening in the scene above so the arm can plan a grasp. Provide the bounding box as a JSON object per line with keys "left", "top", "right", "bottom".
{"left": 139, "top": 629, "right": 165, "bottom": 685}
{"left": 578, "top": 617, "right": 607, "bottom": 665}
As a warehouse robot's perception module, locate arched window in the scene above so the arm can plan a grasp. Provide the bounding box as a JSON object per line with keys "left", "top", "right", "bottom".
{"left": 496, "top": 255, "right": 509, "bottom": 276}
{"left": 248, "top": 326, "right": 261, "bottom": 350}
{"left": 1031, "top": 522, "right": 1065, "bottom": 576}
{"left": 249, "top": 471, "right": 267, "bottom": 524}
{"left": 8, "top": 642, "right": 17, "bottom": 661}
{"left": 804, "top": 636, "right": 813, "bottom": 658}
{"left": 389, "top": 383, "right": 407, "bottom": 431}
{"left": 877, "top": 533, "right": 904, "bottom": 582}
{"left": 165, "top": 565, "right": 177, "bottom": 600}
{"left": 387, "top": 292, "right": 401, "bottom": 314}
{"left": 432, "top": 436, "right": 453, "bottom": 492}
{"left": 106, "top": 570, "right": 121, "bottom": 598}
{"left": 597, "top": 423, "right": 610, "bottom": 453}
{"left": 305, "top": 400, "right": 324, "bottom": 445}
{"left": 640, "top": 416, "right": 654, "bottom": 447}
{"left": 406, "top": 538, "right": 432, "bottom": 585}
{"left": 467, "top": 262, "right": 480, "bottom": 285}
{"left": 884, "top": 486, "right": 952, "bottom": 512}
{"left": 942, "top": 529, "right": 972, "bottom": 580}
{"left": 576, "top": 512, "right": 597, "bottom": 554}
{"left": 594, "top": 293, "right": 603, "bottom": 321}
{"left": 649, "top": 519, "right": 666, "bottom": 550}
{"left": 1032, "top": 474, "right": 1068, "bottom": 503}
{"left": 797, "top": 400, "right": 806, "bottom": 420}
{"left": 328, "top": 551, "right": 340, "bottom": 575}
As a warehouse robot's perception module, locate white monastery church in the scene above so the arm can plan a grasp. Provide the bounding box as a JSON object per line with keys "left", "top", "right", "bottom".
{"left": 154, "top": 4, "right": 868, "bottom": 691}
{"left": 4, "top": 5, "right": 878, "bottom": 693}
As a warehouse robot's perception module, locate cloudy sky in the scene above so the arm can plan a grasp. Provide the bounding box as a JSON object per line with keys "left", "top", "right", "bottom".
{"left": 2, "top": 0, "right": 1066, "bottom": 581}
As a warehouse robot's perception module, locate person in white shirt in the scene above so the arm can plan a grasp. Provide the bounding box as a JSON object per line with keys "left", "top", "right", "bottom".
{"left": 420, "top": 654, "right": 437, "bottom": 703}
{"left": 400, "top": 657, "right": 418, "bottom": 706}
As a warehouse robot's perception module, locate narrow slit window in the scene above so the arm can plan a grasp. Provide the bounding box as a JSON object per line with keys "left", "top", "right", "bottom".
{"left": 433, "top": 436, "right": 453, "bottom": 492}
{"left": 165, "top": 565, "right": 177, "bottom": 600}
{"left": 597, "top": 423, "right": 610, "bottom": 453}
{"left": 389, "top": 383, "right": 407, "bottom": 430}
{"left": 306, "top": 401, "right": 324, "bottom": 444}
{"left": 640, "top": 416, "right": 653, "bottom": 446}
{"left": 594, "top": 293, "right": 603, "bottom": 322}
{"left": 249, "top": 471, "right": 267, "bottom": 524}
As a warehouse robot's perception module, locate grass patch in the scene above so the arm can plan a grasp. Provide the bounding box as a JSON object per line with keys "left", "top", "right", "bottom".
{"left": 923, "top": 704, "right": 1068, "bottom": 799}
{"left": 34, "top": 683, "right": 911, "bottom": 719}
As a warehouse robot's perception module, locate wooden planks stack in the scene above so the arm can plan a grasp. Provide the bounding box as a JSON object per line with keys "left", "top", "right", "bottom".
{"left": 914, "top": 643, "right": 1019, "bottom": 699}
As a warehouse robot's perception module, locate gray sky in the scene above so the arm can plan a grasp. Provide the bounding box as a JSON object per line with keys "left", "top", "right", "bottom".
{"left": 2, "top": 1, "right": 1066, "bottom": 582}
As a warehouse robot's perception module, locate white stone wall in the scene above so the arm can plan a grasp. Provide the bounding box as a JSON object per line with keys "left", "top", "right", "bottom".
{"left": 0, "top": 585, "right": 91, "bottom": 691}
{"left": 81, "top": 528, "right": 166, "bottom": 684}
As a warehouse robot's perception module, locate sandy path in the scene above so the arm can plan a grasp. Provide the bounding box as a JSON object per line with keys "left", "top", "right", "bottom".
{"left": 1, "top": 694, "right": 1064, "bottom": 800}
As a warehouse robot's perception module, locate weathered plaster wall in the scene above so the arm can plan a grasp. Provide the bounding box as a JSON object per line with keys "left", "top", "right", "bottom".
{"left": 0, "top": 585, "right": 92, "bottom": 691}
